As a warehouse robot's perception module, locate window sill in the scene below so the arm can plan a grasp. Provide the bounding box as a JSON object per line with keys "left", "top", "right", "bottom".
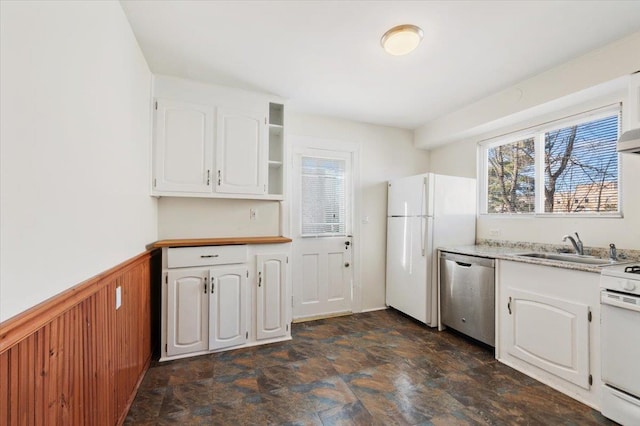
{"left": 480, "top": 212, "right": 623, "bottom": 219}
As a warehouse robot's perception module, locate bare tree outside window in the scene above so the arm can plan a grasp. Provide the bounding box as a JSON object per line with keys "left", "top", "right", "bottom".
{"left": 544, "top": 115, "right": 618, "bottom": 213}
{"left": 487, "top": 138, "right": 535, "bottom": 213}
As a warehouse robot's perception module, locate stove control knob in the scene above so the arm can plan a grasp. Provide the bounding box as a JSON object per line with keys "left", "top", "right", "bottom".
{"left": 622, "top": 280, "right": 636, "bottom": 292}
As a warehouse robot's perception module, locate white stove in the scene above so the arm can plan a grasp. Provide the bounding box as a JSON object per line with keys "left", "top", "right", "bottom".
{"left": 600, "top": 263, "right": 640, "bottom": 425}
{"left": 601, "top": 264, "right": 640, "bottom": 294}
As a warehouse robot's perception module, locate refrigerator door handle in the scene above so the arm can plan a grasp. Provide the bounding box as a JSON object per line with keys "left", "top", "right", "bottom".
{"left": 421, "top": 179, "right": 426, "bottom": 218}
{"left": 420, "top": 179, "right": 426, "bottom": 256}
{"left": 420, "top": 216, "right": 425, "bottom": 256}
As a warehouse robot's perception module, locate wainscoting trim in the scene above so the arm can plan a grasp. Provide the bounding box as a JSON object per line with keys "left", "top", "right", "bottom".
{"left": 0, "top": 249, "right": 157, "bottom": 425}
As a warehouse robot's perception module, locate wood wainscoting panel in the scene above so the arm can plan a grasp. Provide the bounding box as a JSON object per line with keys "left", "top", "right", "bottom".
{"left": 0, "top": 250, "right": 155, "bottom": 425}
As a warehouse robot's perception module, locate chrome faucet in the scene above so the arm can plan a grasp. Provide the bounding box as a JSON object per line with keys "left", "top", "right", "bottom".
{"left": 562, "top": 232, "right": 584, "bottom": 255}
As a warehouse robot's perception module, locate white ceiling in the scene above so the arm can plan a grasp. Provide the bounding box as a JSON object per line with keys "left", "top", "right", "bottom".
{"left": 120, "top": 1, "right": 640, "bottom": 130}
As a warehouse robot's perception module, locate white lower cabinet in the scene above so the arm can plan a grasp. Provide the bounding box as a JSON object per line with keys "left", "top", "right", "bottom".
{"left": 504, "top": 288, "right": 590, "bottom": 388}
{"left": 209, "top": 266, "right": 248, "bottom": 350}
{"left": 256, "top": 253, "right": 288, "bottom": 340}
{"left": 497, "top": 260, "right": 601, "bottom": 408}
{"left": 166, "top": 268, "right": 209, "bottom": 357}
{"left": 161, "top": 244, "right": 291, "bottom": 361}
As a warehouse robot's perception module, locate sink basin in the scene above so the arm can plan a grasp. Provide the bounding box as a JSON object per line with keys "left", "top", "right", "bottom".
{"left": 516, "top": 252, "right": 614, "bottom": 266}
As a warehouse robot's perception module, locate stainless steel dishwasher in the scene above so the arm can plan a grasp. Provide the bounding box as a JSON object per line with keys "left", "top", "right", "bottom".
{"left": 440, "top": 252, "right": 495, "bottom": 346}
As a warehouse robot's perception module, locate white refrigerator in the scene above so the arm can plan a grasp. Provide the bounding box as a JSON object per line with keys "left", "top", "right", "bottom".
{"left": 386, "top": 173, "right": 476, "bottom": 326}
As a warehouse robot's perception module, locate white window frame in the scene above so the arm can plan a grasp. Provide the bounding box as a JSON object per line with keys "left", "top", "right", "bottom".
{"left": 478, "top": 103, "right": 622, "bottom": 218}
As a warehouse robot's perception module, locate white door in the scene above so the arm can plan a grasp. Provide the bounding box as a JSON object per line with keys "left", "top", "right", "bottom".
{"left": 292, "top": 148, "right": 354, "bottom": 320}
{"left": 166, "top": 269, "right": 209, "bottom": 356}
{"left": 153, "top": 99, "right": 214, "bottom": 193}
{"left": 256, "top": 254, "right": 288, "bottom": 340}
{"left": 209, "top": 266, "right": 247, "bottom": 350}
{"left": 216, "top": 107, "right": 267, "bottom": 194}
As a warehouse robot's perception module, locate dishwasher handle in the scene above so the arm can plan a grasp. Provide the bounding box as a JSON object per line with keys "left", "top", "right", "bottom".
{"left": 440, "top": 251, "right": 495, "bottom": 269}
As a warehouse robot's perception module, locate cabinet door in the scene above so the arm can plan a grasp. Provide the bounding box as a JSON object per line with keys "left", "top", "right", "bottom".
{"left": 166, "top": 269, "right": 209, "bottom": 356}
{"left": 209, "top": 266, "right": 247, "bottom": 350}
{"left": 256, "top": 254, "right": 288, "bottom": 340}
{"left": 625, "top": 72, "right": 640, "bottom": 131}
{"left": 153, "top": 99, "right": 214, "bottom": 193}
{"left": 504, "top": 288, "right": 590, "bottom": 389}
{"left": 216, "top": 108, "right": 267, "bottom": 194}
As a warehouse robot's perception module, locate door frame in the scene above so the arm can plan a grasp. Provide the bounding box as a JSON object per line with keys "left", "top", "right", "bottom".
{"left": 288, "top": 135, "right": 362, "bottom": 315}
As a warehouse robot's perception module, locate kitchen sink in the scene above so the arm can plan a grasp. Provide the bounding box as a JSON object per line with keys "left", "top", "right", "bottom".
{"left": 516, "top": 252, "right": 614, "bottom": 266}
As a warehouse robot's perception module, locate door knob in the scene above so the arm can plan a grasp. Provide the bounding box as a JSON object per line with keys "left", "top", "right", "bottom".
{"left": 344, "top": 262, "right": 350, "bottom": 267}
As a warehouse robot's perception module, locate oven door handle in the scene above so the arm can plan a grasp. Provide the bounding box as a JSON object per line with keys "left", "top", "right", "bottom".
{"left": 601, "top": 291, "right": 640, "bottom": 313}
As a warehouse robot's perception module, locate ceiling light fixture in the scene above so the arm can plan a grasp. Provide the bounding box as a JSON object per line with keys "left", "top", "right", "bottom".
{"left": 381, "top": 24, "right": 424, "bottom": 56}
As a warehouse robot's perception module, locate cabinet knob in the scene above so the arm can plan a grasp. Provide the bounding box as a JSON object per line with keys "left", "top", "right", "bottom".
{"left": 344, "top": 262, "right": 350, "bottom": 268}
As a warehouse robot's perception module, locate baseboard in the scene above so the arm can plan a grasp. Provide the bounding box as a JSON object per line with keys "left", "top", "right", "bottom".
{"left": 117, "top": 354, "right": 152, "bottom": 426}
{"left": 292, "top": 311, "right": 353, "bottom": 323}
{"left": 361, "top": 306, "right": 389, "bottom": 313}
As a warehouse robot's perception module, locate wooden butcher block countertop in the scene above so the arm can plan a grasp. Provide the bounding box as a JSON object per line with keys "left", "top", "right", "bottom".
{"left": 148, "top": 236, "right": 292, "bottom": 249}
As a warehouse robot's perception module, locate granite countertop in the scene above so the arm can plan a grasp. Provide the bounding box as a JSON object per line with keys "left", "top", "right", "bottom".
{"left": 438, "top": 244, "right": 626, "bottom": 273}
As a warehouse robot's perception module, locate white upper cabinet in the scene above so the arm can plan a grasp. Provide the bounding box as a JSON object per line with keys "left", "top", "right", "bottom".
{"left": 216, "top": 108, "right": 267, "bottom": 195}
{"left": 153, "top": 99, "right": 214, "bottom": 193}
{"left": 624, "top": 72, "right": 640, "bottom": 131}
{"left": 151, "top": 75, "right": 284, "bottom": 200}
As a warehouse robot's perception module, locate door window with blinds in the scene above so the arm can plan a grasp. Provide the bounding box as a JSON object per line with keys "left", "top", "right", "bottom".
{"left": 301, "top": 156, "right": 349, "bottom": 236}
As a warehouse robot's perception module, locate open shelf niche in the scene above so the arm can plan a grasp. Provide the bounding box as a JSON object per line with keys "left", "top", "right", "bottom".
{"left": 268, "top": 103, "right": 284, "bottom": 196}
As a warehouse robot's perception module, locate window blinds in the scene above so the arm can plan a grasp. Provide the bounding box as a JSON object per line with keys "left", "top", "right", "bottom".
{"left": 301, "top": 156, "right": 346, "bottom": 236}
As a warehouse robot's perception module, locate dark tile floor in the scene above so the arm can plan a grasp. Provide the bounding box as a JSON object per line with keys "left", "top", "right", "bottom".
{"left": 125, "top": 309, "right": 615, "bottom": 425}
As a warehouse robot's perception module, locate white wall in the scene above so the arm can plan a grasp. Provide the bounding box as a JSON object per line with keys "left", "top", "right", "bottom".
{"left": 425, "top": 60, "right": 640, "bottom": 250}
{"left": 0, "top": 1, "right": 157, "bottom": 322}
{"left": 288, "top": 113, "right": 431, "bottom": 311}
{"left": 415, "top": 31, "right": 640, "bottom": 149}
{"left": 157, "top": 198, "right": 280, "bottom": 239}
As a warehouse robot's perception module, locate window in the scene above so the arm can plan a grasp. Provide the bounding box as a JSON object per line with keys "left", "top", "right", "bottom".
{"left": 480, "top": 105, "right": 620, "bottom": 216}
{"left": 301, "top": 156, "right": 347, "bottom": 235}
{"left": 487, "top": 137, "right": 535, "bottom": 213}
